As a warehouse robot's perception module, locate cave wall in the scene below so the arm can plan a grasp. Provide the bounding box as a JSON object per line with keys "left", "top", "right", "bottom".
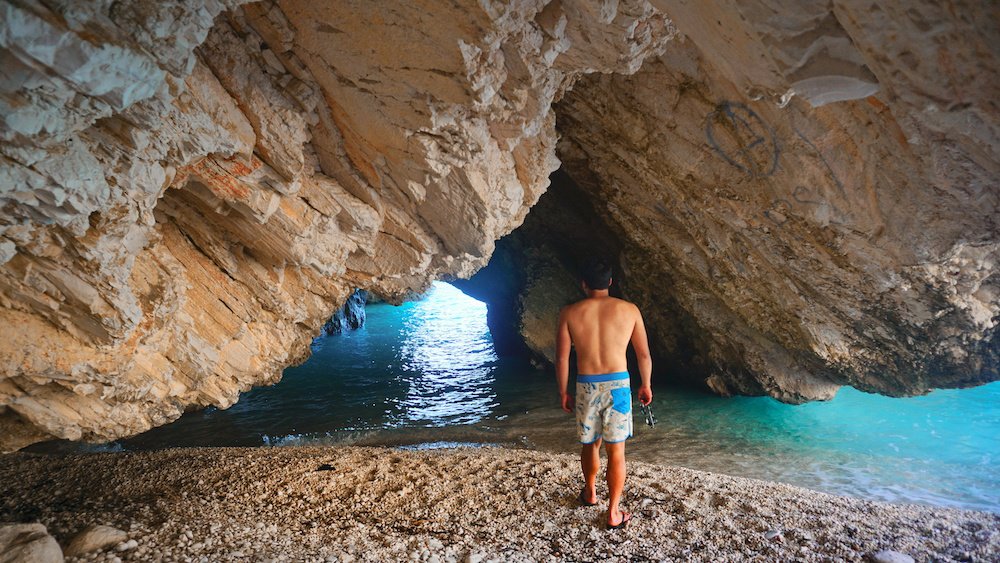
{"left": 0, "top": 0, "right": 675, "bottom": 451}
{"left": 0, "top": 0, "right": 997, "bottom": 450}
{"left": 466, "top": 1, "right": 999, "bottom": 402}
{"left": 457, "top": 171, "right": 707, "bottom": 382}
{"left": 453, "top": 171, "right": 624, "bottom": 364}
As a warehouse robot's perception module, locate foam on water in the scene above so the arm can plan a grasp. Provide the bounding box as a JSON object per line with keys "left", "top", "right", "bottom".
{"left": 32, "top": 282, "right": 1000, "bottom": 512}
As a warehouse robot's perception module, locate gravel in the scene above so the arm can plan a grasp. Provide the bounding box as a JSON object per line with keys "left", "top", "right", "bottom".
{"left": 0, "top": 446, "right": 996, "bottom": 562}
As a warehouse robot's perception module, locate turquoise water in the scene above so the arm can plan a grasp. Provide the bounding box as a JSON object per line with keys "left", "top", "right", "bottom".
{"left": 36, "top": 283, "right": 1000, "bottom": 513}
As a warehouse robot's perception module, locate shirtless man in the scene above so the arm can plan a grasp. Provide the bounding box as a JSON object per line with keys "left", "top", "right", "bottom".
{"left": 555, "top": 258, "right": 652, "bottom": 530}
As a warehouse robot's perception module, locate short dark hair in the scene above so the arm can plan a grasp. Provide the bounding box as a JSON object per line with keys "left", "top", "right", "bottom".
{"left": 582, "top": 258, "right": 612, "bottom": 290}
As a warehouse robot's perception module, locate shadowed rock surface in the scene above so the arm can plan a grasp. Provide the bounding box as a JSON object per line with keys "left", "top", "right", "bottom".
{"left": 322, "top": 289, "right": 367, "bottom": 335}
{"left": 1, "top": 1, "right": 997, "bottom": 450}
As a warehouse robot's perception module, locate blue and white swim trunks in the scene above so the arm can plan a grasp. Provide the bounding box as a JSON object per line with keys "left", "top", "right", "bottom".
{"left": 575, "top": 371, "right": 633, "bottom": 444}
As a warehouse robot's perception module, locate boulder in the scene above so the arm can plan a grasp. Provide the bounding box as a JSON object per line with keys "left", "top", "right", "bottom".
{"left": 0, "top": 522, "right": 62, "bottom": 563}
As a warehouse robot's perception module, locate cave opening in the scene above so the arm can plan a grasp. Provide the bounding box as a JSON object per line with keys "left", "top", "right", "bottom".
{"left": 22, "top": 265, "right": 1000, "bottom": 512}
{"left": 27, "top": 280, "right": 552, "bottom": 452}
{"left": 454, "top": 168, "right": 711, "bottom": 398}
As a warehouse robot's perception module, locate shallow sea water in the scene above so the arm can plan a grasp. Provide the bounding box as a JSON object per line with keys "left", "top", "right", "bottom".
{"left": 36, "top": 282, "right": 1000, "bottom": 513}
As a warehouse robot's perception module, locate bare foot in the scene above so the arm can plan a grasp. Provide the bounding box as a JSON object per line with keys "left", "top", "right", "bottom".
{"left": 607, "top": 511, "right": 632, "bottom": 530}
{"left": 578, "top": 488, "right": 598, "bottom": 506}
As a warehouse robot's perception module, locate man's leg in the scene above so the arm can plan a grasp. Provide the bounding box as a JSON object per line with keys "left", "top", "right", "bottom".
{"left": 581, "top": 438, "right": 602, "bottom": 504}
{"left": 605, "top": 441, "right": 627, "bottom": 525}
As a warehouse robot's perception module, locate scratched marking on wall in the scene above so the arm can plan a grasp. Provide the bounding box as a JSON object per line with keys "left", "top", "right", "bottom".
{"left": 705, "top": 102, "right": 780, "bottom": 177}
{"left": 792, "top": 125, "right": 846, "bottom": 198}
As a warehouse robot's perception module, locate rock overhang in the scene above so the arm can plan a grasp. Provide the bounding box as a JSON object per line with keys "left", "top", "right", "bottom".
{"left": 0, "top": 0, "right": 997, "bottom": 451}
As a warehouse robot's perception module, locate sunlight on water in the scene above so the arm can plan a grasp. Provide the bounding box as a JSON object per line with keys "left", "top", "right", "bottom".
{"left": 33, "top": 281, "right": 999, "bottom": 513}
{"left": 393, "top": 287, "right": 498, "bottom": 426}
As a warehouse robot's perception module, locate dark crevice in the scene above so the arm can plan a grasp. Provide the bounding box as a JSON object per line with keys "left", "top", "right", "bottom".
{"left": 456, "top": 169, "right": 708, "bottom": 388}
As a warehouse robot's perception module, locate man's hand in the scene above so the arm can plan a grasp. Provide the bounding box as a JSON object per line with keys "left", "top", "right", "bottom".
{"left": 560, "top": 392, "right": 575, "bottom": 413}
{"left": 638, "top": 385, "right": 653, "bottom": 406}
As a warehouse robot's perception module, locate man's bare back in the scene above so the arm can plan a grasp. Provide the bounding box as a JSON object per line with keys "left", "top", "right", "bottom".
{"left": 556, "top": 294, "right": 653, "bottom": 413}
{"left": 560, "top": 295, "right": 646, "bottom": 376}
{"left": 553, "top": 260, "right": 652, "bottom": 530}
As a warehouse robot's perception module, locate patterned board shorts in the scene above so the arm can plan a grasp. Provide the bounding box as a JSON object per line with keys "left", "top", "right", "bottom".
{"left": 575, "top": 371, "right": 633, "bottom": 444}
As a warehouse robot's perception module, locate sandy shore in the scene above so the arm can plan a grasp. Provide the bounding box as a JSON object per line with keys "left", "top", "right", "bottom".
{"left": 1, "top": 446, "right": 996, "bottom": 562}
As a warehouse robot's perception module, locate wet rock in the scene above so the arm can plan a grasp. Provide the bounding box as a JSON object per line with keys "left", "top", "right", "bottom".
{"left": 323, "top": 289, "right": 368, "bottom": 335}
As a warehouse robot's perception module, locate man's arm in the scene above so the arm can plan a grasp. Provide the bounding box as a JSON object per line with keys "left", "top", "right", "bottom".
{"left": 555, "top": 307, "right": 574, "bottom": 413}
{"left": 630, "top": 305, "right": 653, "bottom": 405}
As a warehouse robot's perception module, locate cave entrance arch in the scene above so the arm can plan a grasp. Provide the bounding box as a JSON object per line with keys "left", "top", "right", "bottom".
{"left": 454, "top": 169, "right": 706, "bottom": 393}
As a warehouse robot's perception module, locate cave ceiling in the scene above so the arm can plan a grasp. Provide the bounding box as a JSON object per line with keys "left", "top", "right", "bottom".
{"left": 0, "top": 0, "right": 996, "bottom": 451}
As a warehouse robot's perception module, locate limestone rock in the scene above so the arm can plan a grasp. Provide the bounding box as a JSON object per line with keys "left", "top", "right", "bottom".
{"left": 0, "top": 1, "right": 675, "bottom": 450}
{"left": 64, "top": 524, "right": 129, "bottom": 557}
{"left": 0, "top": 522, "right": 62, "bottom": 563}
{"left": 0, "top": 0, "right": 998, "bottom": 449}
{"left": 465, "top": 2, "right": 1000, "bottom": 402}
{"left": 323, "top": 289, "right": 368, "bottom": 335}
{"left": 548, "top": 7, "right": 999, "bottom": 401}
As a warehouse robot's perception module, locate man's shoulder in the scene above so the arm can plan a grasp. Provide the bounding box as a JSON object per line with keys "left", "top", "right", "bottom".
{"left": 609, "top": 298, "right": 641, "bottom": 319}
{"left": 608, "top": 296, "right": 639, "bottom": 309}
{"left": 559, "top": 300, "right": 580, "bottom": 317}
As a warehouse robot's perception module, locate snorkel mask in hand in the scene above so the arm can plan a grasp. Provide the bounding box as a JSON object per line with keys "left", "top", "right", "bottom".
{"left": 640, "top": 403, "right": 656, "bottom": 427}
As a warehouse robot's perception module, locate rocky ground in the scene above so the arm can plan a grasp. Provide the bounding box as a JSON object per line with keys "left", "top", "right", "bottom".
{"left": 0, "top": 446, "right": 997, "bottom": 562}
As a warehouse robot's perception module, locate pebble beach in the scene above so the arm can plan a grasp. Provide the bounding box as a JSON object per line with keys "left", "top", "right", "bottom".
{"left": 1, "top": 446, "right": 997, "bottom": 562}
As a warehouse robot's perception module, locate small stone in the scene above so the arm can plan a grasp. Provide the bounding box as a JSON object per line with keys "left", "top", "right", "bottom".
{"left": 870, "top": 550, "right": 915, "bottom": 563}
{"left": 115, "top": 539, "right": 138, "bottom": 552}
{"left": 764, "top": 530, "right": 783, "bottom": 542}
{"left": 792, "top": 529, "right": 815, "bottom": 542}
{"left": 65, "top": 524, "right": 129, "bottom": 557}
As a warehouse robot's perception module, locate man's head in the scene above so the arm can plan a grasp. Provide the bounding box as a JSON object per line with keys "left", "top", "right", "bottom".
{"left": 581, "top": 258, "right": 613, "bottom": 291}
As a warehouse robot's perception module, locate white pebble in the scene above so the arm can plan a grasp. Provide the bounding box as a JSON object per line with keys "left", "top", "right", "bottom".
{"left": 871, "top": 550, "right": 915, "bottom": 563}
{"left": 115, "top": 539, "right": 138, "bottom": 552}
